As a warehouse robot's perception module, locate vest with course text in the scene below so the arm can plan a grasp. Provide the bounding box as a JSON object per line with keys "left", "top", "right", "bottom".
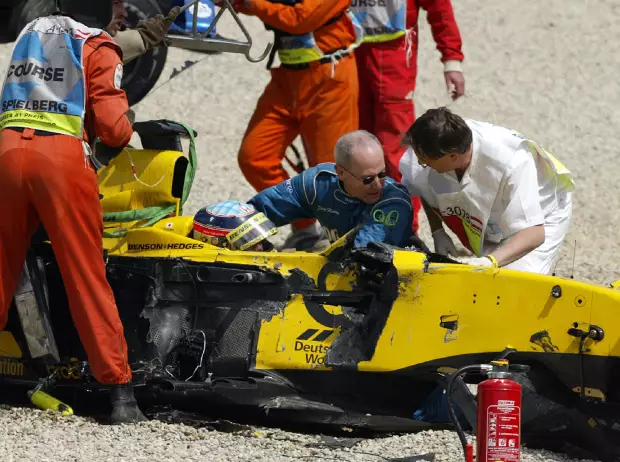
{"left": 0, "top": 15, "right": 105, "bottom": 139}
{"left": 350, "top": 0, "right": 407, "bottom": 43}
{"left": 273, "top": 11, "right": 364, "bottom": 66}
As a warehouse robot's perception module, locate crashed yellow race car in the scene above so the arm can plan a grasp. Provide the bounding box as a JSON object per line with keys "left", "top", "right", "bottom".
{"left": 2, "top": 120, "right": 620, "bottom": 461}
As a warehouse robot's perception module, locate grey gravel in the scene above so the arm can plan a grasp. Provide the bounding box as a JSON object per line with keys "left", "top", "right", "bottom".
{"left": 0, "top": 0, "right": 618, "bottom": 460}
{"left": 0, "top": 405, "right": 601, "bottom": 461}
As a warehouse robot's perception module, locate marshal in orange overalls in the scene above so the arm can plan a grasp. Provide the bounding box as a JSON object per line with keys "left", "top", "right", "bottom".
{"left": 0, "top": 21, "right": 133, "bottom": 385}
{"left": 235, "top": 0, "right": 360, "bottom": 231}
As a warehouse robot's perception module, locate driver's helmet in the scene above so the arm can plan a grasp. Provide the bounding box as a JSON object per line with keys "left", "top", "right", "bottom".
{"left": 193, "top": 200, "right": 278, "bottom": 251}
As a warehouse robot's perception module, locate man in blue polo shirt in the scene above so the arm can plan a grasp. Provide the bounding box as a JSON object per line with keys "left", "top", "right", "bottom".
{"left": 248, "top": 130, "right": 414, "bottom": 251}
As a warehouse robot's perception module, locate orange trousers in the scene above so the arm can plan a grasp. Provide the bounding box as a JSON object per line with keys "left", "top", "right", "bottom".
{"left": 238, "top": 54, "right": 359, "bottom": 229}
{"left": 0, "top": 128, "right": 132, "bottom": 385}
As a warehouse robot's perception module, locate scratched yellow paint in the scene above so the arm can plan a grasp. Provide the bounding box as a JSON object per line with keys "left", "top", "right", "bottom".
{"left": 98, "top": 184, "right": 620, "bottom": 386}
{"left": 0, "top": 332, "right": 22, "bottom": 358}
{"left": 255, "top": 296, "right": 342, "bottom": 371}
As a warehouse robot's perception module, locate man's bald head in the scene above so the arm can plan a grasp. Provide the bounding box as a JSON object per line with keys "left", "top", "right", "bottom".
{"left": 334, "top": 130, "right": 387, "bottom": 204}
{"left": 334, "top": 130, "right": 384, "bottom": 169}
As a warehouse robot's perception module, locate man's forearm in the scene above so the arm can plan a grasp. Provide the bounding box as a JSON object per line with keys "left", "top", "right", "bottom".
{"left": 421, "top": 199, "right": 444, "bottom": 233}
{"left": 490, "top": 225, "right": 545, "bottom": 267}
{"left": 247, "top": 183, "right": 312, "bottom": 227}
{"left": 115, "top": 29, "right": 147, "bottom": 64}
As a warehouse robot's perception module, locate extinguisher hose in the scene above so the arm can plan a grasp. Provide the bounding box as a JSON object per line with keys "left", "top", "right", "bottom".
{"left": 446, "top": 365, "right": 484, "bottom": 458}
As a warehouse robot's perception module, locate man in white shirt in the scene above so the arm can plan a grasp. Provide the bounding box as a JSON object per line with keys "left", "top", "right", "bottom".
{"left": 398, "top": 107, "right": 575, "bottom": 274}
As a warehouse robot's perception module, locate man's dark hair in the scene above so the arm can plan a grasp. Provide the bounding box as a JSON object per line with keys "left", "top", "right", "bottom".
{"left": 403, "top": 107, "right": 473, "bottom": 160}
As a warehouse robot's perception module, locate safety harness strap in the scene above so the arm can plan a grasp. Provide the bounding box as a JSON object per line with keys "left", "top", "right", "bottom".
{"left": 266, "top": 12, "right": 346, "bottom": 70}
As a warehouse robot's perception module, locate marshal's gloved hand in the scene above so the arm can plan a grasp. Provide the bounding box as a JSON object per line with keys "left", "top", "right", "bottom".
{"left": 454, "top": 256, "right": 497, "bottom": 268}
{"left": 432, "top": 228, "right": 457, "bottom": 256}
{"left": 135, "top": 6, "right": 182, "bottom": 49}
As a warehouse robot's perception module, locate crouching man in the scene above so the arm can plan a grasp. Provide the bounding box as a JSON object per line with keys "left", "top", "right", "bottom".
{"left": 248, "top": 130, "right": 415, "bottom": 250}
{"left": 399, "top": 107, "right": 575, "bottom": 274}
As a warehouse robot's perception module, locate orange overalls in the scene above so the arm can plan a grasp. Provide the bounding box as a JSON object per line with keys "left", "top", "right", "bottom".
{"left": 0, "top": 31, "right": 133, "bottom": 385}
{"left": 236, "top": 0, "right": 360, "bottom": 230}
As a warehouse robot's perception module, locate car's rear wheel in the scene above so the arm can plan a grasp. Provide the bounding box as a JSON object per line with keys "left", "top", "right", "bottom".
{"left": 12, "top": 0, "right": 56, "bottom": 33}
{"left": 9, "top": 0, "right": 167, "bottom": 107}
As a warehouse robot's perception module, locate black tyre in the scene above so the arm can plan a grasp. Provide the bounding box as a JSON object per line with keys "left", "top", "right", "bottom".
{"left": 514, "top": 369, "right": 620, "bottom": 462}
{"left": 156, "top": 0, "right": 174, "bottom": 10}
{"left": 8, "top": 0, "right": 167, "bottom": 107}
{"left": 122, "top": 0, "right": 169, "bottom": 106}
{"left": 11, "top": 0, "right": 56, "bottom": 34}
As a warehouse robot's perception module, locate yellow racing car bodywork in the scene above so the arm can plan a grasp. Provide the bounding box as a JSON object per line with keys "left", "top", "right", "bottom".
{"left": 97, "top": 134, "right": 620, "bottom": 395}
{"left": 101, "top": 209, "right": 620, "bottom": 390}
{"left": 3, "top": 119, "right": 620, "bottom": 460}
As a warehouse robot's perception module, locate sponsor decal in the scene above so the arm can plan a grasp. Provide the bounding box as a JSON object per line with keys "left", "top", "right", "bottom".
{"left": 46, "top": 359, "right": 81, "bottom": 380}
{"left": 227, "top": 213, "right": 268, "bottom": 244}
{"left": 317, "top": 205, "right": 339, "bottom": 215}
{"left": 363, "top": 26, "right": 401, "bottom": 35}
{"left": 0, "top": 358, "right": 25, "bottom": 376}
{"left": 295, "top": 329, "right": 335, "bottom": 365}
{"left": 128, "top": 243, "right": 205, "bottom": 251}
{"left": 440, "top": 206, "right": 482, "bottom": 233}
{"left": 285, "top": 179, "right": 294, "bottom": 194}
{"left": 324, "top": 228, "right": 340, "bottom": 242}
{"left": 7, "top": 63, "right": 65, "bottom": 82}
{"left": 114, "top": 63, "right": 123, "bottom": 89}
{"left": 37, "top": 23, "right": 89, "bottom": 38}
{"left": 1, "top": 100, "right": 68, "bottom": 113}
{"left": 372, "top": 208, "right": 400, "bottom": 228}
{"left": 351, "top": 0, "right": 388, "bottom": 6}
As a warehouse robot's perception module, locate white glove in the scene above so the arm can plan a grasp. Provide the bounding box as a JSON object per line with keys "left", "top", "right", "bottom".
{"left": 455, "top": 256, "right": 497, "bottom": 268}
{"left": 432, "top": 228, "right": 458, "bottom": 256}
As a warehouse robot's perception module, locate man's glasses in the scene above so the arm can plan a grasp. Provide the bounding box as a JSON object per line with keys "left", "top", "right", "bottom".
{"left": 340, "top": 165, "right": 387, "bottom": 185}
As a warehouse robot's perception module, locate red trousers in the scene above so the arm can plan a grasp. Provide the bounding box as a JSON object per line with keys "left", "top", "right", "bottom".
{"left": 0, "top": 128, "right": 132, "bottom": 385}
{"left": 355, "top": 38, "right": 421, "bottom": 233}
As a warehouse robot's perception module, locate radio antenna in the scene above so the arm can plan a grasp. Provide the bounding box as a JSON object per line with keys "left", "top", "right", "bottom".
{"left": 570, "top": 240, "right": 577, "bottom": 279}
{"left": 551, "top": 254, "right": 566, "bottom": 277}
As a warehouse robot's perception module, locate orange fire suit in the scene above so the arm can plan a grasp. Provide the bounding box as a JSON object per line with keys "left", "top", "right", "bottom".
{"left": 0, "top": 33, "right": 133, "bottom": 385}
{"left": 236, "top": 0, "right": 360, "bottom": 230}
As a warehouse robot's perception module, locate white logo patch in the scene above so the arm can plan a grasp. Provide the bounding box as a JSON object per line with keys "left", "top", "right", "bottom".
{"left": 114, "top": 63, "right": 123, "bottom": 89}
{"left": 196, "top": 2, "right": 213, "bottom": 18}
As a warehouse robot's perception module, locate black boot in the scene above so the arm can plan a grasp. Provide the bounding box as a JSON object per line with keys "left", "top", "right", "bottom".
{"left": 109, "top": 382, "right": 148, "bottom": 424}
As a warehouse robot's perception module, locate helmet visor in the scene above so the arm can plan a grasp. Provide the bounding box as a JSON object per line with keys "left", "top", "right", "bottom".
{"left": 226, "top": 212, "right": 278, "bottom": 250}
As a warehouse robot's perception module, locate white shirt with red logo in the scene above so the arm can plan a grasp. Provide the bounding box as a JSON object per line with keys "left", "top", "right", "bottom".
{"left": 399, "top": 119, "right": 574, "bottom": 273}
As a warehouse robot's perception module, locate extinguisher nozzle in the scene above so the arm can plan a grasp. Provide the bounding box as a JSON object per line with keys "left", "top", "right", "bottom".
{"left": 465, "top": 443, "right": 474, "bottom": 462}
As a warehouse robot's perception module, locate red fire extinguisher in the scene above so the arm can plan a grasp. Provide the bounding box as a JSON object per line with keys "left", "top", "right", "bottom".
{"left": 445, "top": 359, "right": 530, "bottom": 462}
{"left": 477, "top": 360, "right": 523, "bottom": 462}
